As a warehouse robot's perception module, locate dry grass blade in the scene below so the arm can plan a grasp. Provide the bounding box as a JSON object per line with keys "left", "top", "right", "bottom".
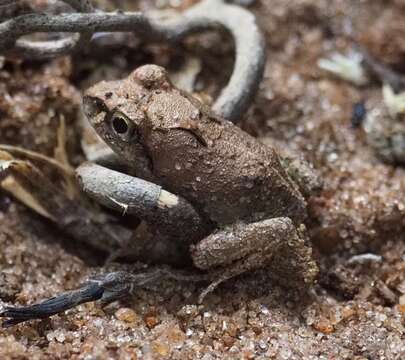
{"left": 0, "top": 150, "right": 131, "bottom": 253}
{"left": 0, "top": 154, "right": 54, "bottom": 220}
{"left": 0, "top": 144, "right": 74, "bottom": 176}
{"left": 54, "top": 116, "right": 77, "bottom": 199}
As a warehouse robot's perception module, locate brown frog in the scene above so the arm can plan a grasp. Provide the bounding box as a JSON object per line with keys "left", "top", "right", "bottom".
{"left": 0, "top": 65, "right": 319, "bottom": 326}
{"left": 80, "top": 64, "right": 319, "bottom": 294}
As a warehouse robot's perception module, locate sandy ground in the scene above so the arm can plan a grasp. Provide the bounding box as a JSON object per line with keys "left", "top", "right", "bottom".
{"left": 0, "top": 0, "right": 404, "bottom": 359}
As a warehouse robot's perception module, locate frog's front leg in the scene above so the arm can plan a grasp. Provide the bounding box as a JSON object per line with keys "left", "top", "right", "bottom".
{"left": 191, "top": 218, "right": 318, "bottom": 302}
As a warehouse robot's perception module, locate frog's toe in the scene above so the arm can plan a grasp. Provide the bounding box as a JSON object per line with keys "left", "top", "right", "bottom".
{"left": 197, "top": 274, "right": 235, "bottom": 304}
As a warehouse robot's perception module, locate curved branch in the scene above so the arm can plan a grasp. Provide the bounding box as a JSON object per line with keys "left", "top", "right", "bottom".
{"left": 185, "top": 0, "right": 266, "bottom": 121}
{"left": 0, "top": 0, "right": 266, "bottom": 121}
{"left": 12, "top": 0, "right": 93, "bottom": 58}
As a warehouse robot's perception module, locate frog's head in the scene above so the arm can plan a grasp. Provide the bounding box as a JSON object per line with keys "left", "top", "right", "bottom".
{"left": 82, "top": 65, "right": 173, "bottom": 164}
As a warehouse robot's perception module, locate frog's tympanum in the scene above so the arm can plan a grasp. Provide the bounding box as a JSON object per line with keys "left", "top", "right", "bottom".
{"left": 0, "top": 65, "right": 320, "bottom": 326}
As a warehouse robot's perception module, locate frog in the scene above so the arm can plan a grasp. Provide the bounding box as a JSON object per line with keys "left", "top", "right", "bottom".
{"left": 0, "top": 65, "right": 319, "bottom": 327}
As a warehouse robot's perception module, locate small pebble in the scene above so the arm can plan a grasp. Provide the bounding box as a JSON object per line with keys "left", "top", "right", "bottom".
{"left": 313, "top": 317, "right": 335, "bottom": 334}
{"left": 115, "top": 308, "right": 137, "bottom": 323}
{"left": 152, "top": 341, "right": 170, "bottom": 357}
{"left": 145, "top": 315, "right": 159, "bottom": 329}
{"left": 351, "top": 102, "right": 367, "bottom": 128}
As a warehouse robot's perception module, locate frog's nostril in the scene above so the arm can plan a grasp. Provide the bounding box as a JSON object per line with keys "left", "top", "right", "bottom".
{"left": 83, "top": 96, "right": 103, "bottom": 118}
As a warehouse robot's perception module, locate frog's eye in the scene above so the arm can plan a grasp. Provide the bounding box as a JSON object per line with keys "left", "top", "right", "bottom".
{"left": 109, "top": 111, "right": 136, "bottom": 142}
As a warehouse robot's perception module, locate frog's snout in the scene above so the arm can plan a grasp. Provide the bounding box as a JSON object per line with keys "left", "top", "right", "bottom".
{"left": 83, "top": 96, "right": 105, "bottom": 119}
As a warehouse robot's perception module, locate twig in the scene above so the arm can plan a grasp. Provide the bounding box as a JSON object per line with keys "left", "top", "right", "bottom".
{"left": 0, "top": 266, "right": 209, "bottom": 327}
{"left": 357, "top": 45, "right": 405, "bottom": 93}
{"left": 77, "top": 162, "right": 211, "bottom": 243}
{"left": 1, "top": 0, "right": 94, "bottom": 58}
{"left": 186, "top": 0, "right": 266, "bottom": 121}
{"left": 0, "top": 0, "right": 266, "bottom": 122}
{"left": 346, "top": 253, "right": 382, "bottom": 265}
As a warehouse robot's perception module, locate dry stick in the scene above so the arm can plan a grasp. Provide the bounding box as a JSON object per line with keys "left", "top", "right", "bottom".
{"left": 0, "top": 1, "right": 21, "bottom": 22}
{"left": 0, "top": 0, "right": 266, "bottom": 122}
{"left": 77, "top": 162, "right": 211, "bottom": 243}
{"left": 188, "top": 0, "right": 266, "bottom": 121}
{"left": 6, "top": 0, "right": 95, "bottom": 57}
{"left": 357, "top": 45, "right": 405, "bottom": 93}
{"left": 0, "top": 267, "right": 210, "bottom": 327}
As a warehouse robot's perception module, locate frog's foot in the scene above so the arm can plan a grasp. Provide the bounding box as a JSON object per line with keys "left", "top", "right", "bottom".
{"left": 0, "top": 267, "right": 208, "bottom": 327}
{"left": 191, "top": 217, "right": 319, "bottom": 303}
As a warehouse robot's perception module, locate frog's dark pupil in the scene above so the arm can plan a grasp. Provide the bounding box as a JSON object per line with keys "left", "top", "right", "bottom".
{"left": 112, "top": 116, "right": 128, "bottom": 134}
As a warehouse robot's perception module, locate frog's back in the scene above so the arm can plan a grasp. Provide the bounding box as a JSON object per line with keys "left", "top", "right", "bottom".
{"left": 144, "top": 89, "right": 307, "bottom": 226}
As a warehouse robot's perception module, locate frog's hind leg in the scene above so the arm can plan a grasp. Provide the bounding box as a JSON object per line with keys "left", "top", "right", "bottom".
{"left": 191, "top": 218, "right": 319, "bottom": 302}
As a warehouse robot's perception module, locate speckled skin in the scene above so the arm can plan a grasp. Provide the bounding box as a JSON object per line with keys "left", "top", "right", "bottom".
{"left": 82, "top": 64, "right": 318, "bottom": 288}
